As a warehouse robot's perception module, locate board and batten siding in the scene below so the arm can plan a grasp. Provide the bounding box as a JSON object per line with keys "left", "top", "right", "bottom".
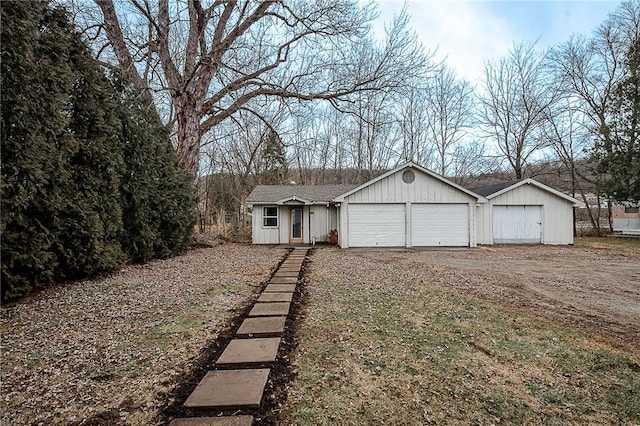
{"left": 476, "top": 183, "right": 575, "bottom": 245}
{"left": 339, "top": 168, "right": 477, "bottom": 248}
{"left": 309, "top": 205, "right": 338, "bottom": 243}
{"left": 251, "top": 205, "right": 281, "bottom": 244}
{"left": 252, "top": 204, "right": 337, "bottom": 244}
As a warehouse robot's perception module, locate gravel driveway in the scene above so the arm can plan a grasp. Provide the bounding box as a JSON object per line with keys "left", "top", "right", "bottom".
{"left": 343, "top": 244, "right": 640, "bottom": 349}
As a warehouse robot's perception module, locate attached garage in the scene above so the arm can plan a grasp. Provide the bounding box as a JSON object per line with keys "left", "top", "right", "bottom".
{"left": 336, "top": 163, "right": 485, "bottom": 248}
{"left": 411, "top": 204, "right": 469, "bottom": 246}
{"left": 492, "top": 205, "right": 542, "bottom": 243}
{"left": 348, "top": 204, "right": 405, "bottom": 247}
{"left": 473, "top": 179, "right": 584, "bottom": 245}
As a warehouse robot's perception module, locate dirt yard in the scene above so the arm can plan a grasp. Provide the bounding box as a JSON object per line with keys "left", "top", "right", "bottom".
{"left": 352, "top": 241, "right": 640, "bottom": 350}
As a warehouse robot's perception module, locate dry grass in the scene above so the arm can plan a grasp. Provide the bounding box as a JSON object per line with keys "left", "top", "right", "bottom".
{"left": 575, "top": 236, "right": 640, "bottom": 252}
{"left": 0, "top": 243, "right": 285, "bottom": 425}
{"left": 281, "top": 248, "right": 640, "bottom": 425}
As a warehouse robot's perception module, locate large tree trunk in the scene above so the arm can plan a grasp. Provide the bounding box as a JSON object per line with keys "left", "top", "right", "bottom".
{"left": 174, "top": 97, "right": 203, "bottom": 177}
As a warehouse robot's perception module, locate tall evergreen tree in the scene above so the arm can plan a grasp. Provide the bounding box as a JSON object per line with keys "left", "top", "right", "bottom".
{"left": 2, "top": 1, "right": 124, "bottom": 299}
{"left": 258, "top": 130, "right": 288, "bottom": 184}
{"left": 1, "top": 1, "right": 195, "bottom": 300}
{"left": 598, "top": 38, "right": 640, "bottom": 203}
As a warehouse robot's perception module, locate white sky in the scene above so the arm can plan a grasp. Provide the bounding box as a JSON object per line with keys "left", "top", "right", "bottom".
{"left": 373, "top": 0, "right": 622, "bottom": 85}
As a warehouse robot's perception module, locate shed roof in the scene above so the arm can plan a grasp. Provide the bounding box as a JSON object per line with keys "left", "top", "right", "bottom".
{"left": 246, "top": 184, "right": 358, "bottom": 204}
{"left": 471, "top": 178, "right": 585, "bottom": 207}
{"left": 470, "top": 180, "right": 522, "bottom": 197}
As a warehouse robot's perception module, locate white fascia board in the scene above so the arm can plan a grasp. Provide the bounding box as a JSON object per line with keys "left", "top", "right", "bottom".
{"left": 487, "top": 178, "right": 585, "bottom": 207}
{"left": 333, "top": 161, "right": 488, "bottom": 203}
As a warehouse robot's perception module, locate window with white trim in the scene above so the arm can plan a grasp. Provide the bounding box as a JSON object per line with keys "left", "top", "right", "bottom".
{"left": 263, "top": 206, "right": 278, "bottom": 227}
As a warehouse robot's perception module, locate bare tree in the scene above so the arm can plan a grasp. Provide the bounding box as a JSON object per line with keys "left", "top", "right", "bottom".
{"left": 396, "top": 84, "right": 434, "bottom": 166}
{"left": 480, "top": 40, "right": 560, "bottom": 179}
{"left": 88, "top": 0, "right": 427, "bottom": 175}
{"left": 548, "top": 1, "right": 640, "bottom": 231}
{"left": 424, "top": 64, "right": 475, "bottom": 176}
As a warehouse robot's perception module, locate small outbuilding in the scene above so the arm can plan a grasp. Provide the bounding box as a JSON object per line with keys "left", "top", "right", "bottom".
{"left": 472, "top": 179, "right": 584, "bottom": 245}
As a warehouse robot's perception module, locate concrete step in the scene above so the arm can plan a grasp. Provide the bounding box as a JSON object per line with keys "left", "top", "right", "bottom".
{"left": 263, "top": 284, "right": 296, "bottom": 293}
{"left": 269, "top": 276, "right": 297, "bottom": 284}
{"left": 216, "top": 337, "right": 281, "bottom": 365}
{"left": 248, "top": 301, "right": 291, "bottom": 316}
{"left": 236, "top": 316, "right": 287, "bottom": 337}
{"left": 169, "top": 415, "right": 254, "bottom": 426}
{"left": 272, "top": 271, "right": 299, "bottom": 278}
{"left": 184, "top": 369, "right": 270, "bottom": 410}
{"left": 257, "top": 292, "right": 293, "bottom": 303}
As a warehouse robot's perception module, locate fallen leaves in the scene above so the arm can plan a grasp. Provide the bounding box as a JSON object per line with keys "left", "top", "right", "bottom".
{"left": 0, "top": 243, "right": 284, "bottom": 425}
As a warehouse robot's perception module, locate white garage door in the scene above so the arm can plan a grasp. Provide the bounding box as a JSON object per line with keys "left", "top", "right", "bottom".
{"left": 411, "top": 204, "right": 469, "bottom": 246}
{"left": 348, "top": 204, "right": 405, "bottom": 247}
{"left": 493, "top": 205, "right": 542, "bottom": 243}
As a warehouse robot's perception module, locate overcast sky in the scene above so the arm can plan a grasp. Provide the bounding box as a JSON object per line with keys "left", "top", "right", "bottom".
{"left": 373, "top": 0, "right": 622, "bottom": 85}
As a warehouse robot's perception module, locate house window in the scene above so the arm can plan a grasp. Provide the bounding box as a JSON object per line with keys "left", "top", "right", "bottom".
{"left": 263, "top": 206, "right": 278, "bottom": 227}
{"left": 625, "top": 206, "right": 639, "bottom": 214}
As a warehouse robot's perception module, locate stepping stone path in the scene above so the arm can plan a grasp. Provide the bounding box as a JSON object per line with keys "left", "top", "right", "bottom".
{"left": 169, "top": 248, "right": 308, "bottom": 426}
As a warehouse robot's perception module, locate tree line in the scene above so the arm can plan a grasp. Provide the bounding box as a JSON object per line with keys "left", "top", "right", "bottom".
{"left": 1, "top": 1, "right": 196, "bottom": 301}
{"left": 66, "top": 0, "right": 638, "bottom": 233}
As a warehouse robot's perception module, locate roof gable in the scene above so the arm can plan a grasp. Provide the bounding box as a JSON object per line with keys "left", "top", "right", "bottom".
{"left": 473, "top": 178, "right": 584, "bottom": 207}
{"left": 334, "top": 162, "right": 487, "bottom": 203}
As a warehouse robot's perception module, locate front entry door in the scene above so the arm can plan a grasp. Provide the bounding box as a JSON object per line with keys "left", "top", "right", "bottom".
{"left": 290, "top": 208, "right": 303, "bottom": 244}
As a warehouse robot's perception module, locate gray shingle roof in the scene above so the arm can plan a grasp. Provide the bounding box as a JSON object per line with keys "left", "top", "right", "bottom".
{"left": 246, "top": 184, "right": 358, "bottom": 204}
{"left": 469, "top": 180, "right": 522, "bottom": 197}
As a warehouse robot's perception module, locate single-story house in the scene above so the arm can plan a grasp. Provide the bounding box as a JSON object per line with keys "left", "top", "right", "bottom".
{"left": 472, "top": 179, "right": 585, "bottom": 245}
{"left": 245, "top": 162, "right": 584, "bottom": 247}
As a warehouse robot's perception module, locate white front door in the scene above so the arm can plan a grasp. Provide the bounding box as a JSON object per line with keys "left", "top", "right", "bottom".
{"left": 493, "top": 205, "right": 542, "bottom": 243}
{"left": 290, "top": 208, "right": 303, "bottom": 244}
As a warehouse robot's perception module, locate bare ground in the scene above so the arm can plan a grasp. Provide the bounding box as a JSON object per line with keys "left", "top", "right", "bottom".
{"left": 351, "top": 243, "right": 640, "bottom": 350}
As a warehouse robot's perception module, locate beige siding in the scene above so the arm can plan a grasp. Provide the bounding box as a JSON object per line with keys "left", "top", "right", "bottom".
{"left": 345, "top": 170, "right": 474, "bottom": 204}
{"left": 476, "top": 204, "right": 490, "bottom": 244}
{"left": 251, "top": 205, "right": 281, "bottom": 244}
{"left": 252, "top": 204, "right": 336, "bottom": 244}
{"left": 339, "top": 169, "right": 478, "bottom": 248}
{"left": 309, "top": 205, "right": 330, "bottom": 243}
{"left": 477, "top": 184, "right": 575, "bottom": 245}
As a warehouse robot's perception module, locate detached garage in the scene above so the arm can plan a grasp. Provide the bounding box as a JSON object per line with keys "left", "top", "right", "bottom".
{"left": 335, "top": 163, "right": 485, "bottom": 248}
{"left": 473, "top": 179, "right": 584, "bottom": 245}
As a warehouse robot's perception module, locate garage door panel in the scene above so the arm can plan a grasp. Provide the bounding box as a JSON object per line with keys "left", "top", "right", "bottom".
{"left": 411, "top": 204, "right": 469, "bottom": 246}
{"left": 349, "top": 204, "right": 405, "bottom": 247}
{"left": 493, "top": 205, "right": 542, "bottom": 243}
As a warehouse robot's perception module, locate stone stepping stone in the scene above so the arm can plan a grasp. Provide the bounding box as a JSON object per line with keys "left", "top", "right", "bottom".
{"left": 217, "top": 337, "right": 281, "bottom": 365}
{"left": 169, "top": 416, "right": 254, "bottom": 426}
{"left": 248, "top": 301, "right": 291, "bottom": 316}
{"left": 236, "top": 316, "right": 287, "bottom": 337}
{"left": 278, "top": 266, "right": 301, "bottom": 271}
{"left": 279, "top": 264, "right": 302, "bottom": 271}
{"left": 270, "top": 276, "right": 297, "bottom": 284}
{"left": 263, "top": 284, "right": 296, "bottom": 293}
{"left": 273, "top": 271, "right": 299, "bottom": 278}
{"left": 258, "top": 292, "right": 293, "bottom": 303}
{"left": 184, "top": 369, "right": 270, "bottom": 410}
